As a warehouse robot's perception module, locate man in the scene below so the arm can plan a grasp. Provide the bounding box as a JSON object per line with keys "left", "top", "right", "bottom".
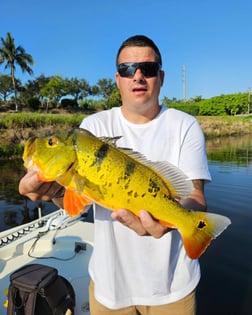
{"left": 19, "top": 35, "right": 211, "bottom": 315}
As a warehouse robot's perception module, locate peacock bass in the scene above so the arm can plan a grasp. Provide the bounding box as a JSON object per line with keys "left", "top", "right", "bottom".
{"left": 23, "top": 128, "right": 231, "bottom": 259}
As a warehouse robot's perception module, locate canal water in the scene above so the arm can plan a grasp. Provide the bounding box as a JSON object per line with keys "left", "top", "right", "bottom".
{"left": 0, "top": 135, "right": 251, "bottom": 315}
{"left": 197, "top": 135, "right": 252, "bottom": 315}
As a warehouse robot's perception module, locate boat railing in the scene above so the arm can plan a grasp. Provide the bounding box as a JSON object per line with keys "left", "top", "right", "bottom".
{"left": 0, "top": 209, "right": 83, "bottom": 248}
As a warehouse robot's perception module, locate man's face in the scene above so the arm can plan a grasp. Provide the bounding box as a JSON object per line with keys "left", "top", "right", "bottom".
{"left": 116, "top": 46, "right": 164, "bottom": 111}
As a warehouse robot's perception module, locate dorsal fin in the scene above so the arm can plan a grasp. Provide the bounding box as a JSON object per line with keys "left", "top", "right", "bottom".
{"left": 99, "top": 136, "right": 122, "bottom": 146}
{"left": 118, "top": 147, "right": 194, "bottom": 199}
{"left": 149, "top": 160, "right": 194, "bottom": 198}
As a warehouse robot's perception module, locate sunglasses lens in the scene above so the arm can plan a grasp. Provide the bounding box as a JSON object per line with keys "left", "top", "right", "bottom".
{"left": 117, "top": 63, "right": 136, "bottom": 77}
{"left": 117, "top": 62, "right": 160, "bottom": 78}
{"left": 141, "top": 62, "right": 160, "bottom": 77}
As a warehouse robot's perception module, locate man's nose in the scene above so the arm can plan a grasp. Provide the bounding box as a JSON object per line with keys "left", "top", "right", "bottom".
{"left": 133, "top": 68, "right": 145, "bottom": 79}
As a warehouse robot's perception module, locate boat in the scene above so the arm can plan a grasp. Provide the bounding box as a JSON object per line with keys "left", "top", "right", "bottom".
{"left": 0, "top": 208, "right": 94, "bottom": 315}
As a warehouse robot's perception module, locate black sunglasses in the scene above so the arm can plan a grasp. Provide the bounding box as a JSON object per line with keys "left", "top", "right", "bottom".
{"left": 117, "top": 62, "right": 161, "bottom": 78}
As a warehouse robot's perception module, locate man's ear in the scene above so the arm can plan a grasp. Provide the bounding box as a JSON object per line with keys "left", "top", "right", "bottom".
{"left": 115, "top": 72, "right": 120, "bottom": 88}
{"left": 160, "top": 70, "right": 165, "bottom": 86}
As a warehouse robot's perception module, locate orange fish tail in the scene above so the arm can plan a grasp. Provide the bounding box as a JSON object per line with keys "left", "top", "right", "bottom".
{"left": 179, "top": 211, "right": 231, "bottom": 259}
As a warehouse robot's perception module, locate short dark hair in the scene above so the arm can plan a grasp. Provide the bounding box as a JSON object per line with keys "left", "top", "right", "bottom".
{"left": 116, "top": 35, "right": 162, "bottom": 66}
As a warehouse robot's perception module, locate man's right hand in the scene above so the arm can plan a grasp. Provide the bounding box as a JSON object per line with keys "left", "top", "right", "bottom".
{"left": 19, "top": 169, "right": 65, "bottom": 207}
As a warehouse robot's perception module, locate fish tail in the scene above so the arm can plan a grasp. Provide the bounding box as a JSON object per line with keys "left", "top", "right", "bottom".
{"left": 180, "top": 211, "right": 231, "bottom": 259}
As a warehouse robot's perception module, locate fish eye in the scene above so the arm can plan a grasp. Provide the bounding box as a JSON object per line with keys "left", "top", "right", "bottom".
{"left": 48, "top": 137, "right": 57, "bottom": 146}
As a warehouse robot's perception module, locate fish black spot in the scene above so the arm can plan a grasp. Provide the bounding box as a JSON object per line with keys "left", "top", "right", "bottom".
{"left": 124, "top": 179, "right": 131, "bottom": 189}
{"left": 198, "top": 221, "right": 206, "bottom": 229}
{"left": 134, "top": 192, "right": 139, "bottom": 198}
{"left": 148, "top": 178, "right": 160, "bottom": 194}
{"left": 92, "top": 143, "right": 109, "bottom": 167}
{"left": 163, "top": 193, "right": 172, "bottom": 200}
{"left": 141, "top": 193, "right": 146, "bottom": 198}
{"left": 124, "top": 162, "right": 136, "bottom": 179}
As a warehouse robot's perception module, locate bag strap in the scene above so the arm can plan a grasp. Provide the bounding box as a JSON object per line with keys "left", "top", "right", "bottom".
{"left": 7, "top": 287, "right": 15, "bottom": 315}
{"left": 7, "top": 286, "right": 38, "bottom": 315}
{"left": 23, "top": 291, "right": 37, "bottom": 315}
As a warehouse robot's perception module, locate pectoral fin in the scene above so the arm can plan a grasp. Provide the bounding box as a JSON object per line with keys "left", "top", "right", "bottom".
{"left": 64, "top": 189, "right": 92, "bottom": 216}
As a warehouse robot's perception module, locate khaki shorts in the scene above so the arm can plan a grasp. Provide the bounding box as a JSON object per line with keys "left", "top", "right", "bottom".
{"left": 89, "top": 280, "right": 196, "bottom": 315}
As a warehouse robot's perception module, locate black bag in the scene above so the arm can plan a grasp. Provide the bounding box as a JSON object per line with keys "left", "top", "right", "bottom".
{"left": 7, "top": 263, "right": 75, "bottom": 315}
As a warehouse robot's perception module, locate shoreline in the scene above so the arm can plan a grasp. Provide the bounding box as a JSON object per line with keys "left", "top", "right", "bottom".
{"left": 0, "top": 113, "right": 252, "bottom": 159}
{"left": 196, "top": 115, "right": 252, "bottom": 139}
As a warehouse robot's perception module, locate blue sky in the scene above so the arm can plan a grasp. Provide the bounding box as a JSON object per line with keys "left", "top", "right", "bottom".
{"left": 0, "top": 0, "right": 251, "bottom": 101}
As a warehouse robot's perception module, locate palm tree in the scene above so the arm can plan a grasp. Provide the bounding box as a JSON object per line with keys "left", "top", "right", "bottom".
{"left": 0, "top": 32, "right": 34, "bottom": 111}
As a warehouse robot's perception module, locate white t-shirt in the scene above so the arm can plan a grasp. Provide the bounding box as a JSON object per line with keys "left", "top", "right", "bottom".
{"left": 79, "top": 106, "right": 211, "bottom": 309}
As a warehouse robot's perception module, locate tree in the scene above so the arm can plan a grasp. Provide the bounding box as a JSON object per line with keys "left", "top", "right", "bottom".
{"left": 26, "top": 75, "right": 50, "bottom": 98}
{"left": 95, "top": 78, "right": 117, "bottom": 99}
{"left": 107, "top": 88, "right": 121, "bottom": 109}
{"left": 0, "top": 32, "right": 34, "bottom": 111}
{"left": 193, "top": 96, "right": 203, "bottom": 102}
{"left": 93, "top": 78, "right": 118, "bottom": 109}
{"left": 64, "top": 77, "right": 91, "bottom": 102}
{"left": 0, "top": 74, "right": 14, "bottom": 101}
{"left": 40, "top": 75, "right": 66, "bottom": 111}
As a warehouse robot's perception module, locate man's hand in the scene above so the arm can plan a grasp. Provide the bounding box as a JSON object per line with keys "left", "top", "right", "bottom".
{"left": 19, "top": 169, "right": 65, "bottom": 208}
{"left": 111, "top": 209, "right": 172, "bottom": 238}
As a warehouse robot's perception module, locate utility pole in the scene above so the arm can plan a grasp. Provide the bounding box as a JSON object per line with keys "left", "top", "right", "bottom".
{"left": 183, "top": 64, "right": 186, "bottom": 102}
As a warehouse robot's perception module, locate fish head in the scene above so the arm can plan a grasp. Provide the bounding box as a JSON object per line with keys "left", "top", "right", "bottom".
{"left": 23, "top": 136, "right": 37, "bottom": 169}
{"left": 23, "top": 132, "right": 77, "bottom": 182}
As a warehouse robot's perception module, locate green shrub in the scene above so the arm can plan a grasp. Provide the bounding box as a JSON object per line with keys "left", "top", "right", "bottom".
{"left": 0, "top": 113, "right": 86, "bottom": 129}
{"left": 168, "top": 103, "right": 200, "bottom": 115}
{"left": 0, "top": 143, "right": 23, "bottom": 158}
{"left": 27, "top": 97, "right": 41, "bottom": 111}
{"left": 61, "top": 98, "right": 78, "bottom": 108}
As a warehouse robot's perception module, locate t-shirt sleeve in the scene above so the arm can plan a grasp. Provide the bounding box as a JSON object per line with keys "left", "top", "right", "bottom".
{"left": 178, "top": 119, "right": 211, "bottom": 182}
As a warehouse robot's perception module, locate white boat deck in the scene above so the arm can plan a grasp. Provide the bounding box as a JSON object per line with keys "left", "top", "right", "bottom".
{"left": 0, "top": 209, "right": 94, "bottom": 315}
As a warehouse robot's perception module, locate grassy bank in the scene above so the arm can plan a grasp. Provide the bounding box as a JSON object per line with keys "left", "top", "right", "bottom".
{"left": 0, "top": 112, "right": 252, "bottom": 158}
{"left": 197, "top": 115, "right": 252, "bottom": 139}
{"left": 0, "top": 112, "right": 87, "bottom": 158}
